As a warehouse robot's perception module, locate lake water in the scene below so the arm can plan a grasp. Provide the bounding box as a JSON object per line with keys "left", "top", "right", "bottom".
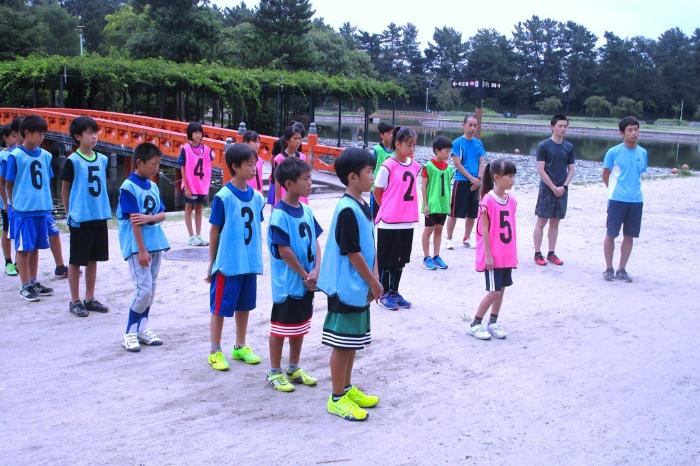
{"left": 317, "top": 123, "right": 700, "bottom": 169}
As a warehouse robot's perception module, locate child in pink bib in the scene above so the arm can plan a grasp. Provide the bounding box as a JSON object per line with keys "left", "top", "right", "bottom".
{"left": 372, "top": 127, "right": 420, "bottom": 310}
{"left": 180, "top": 122, "right": 213, "bottom": 247}
{"left": 468, "top": 158, "right": 518, "bottom": 341}
{"left": 272, "top": 125, "right": 309, "bottom": 205}
{"left": 243, "top": 130, "right": 265, "bottom": 193}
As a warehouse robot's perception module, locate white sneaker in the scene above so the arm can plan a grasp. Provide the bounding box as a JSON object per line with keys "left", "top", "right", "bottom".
{"left": 137, "top": 328, "right": 163, "bottom": 346}
{"left": 463, "top": 237, "right": 472, "bottom": 248}
{"left": 196, "top": 235, "right": 209, "bottom": 246}
{"left": 122, "top": 332, "right": 141, "bottom": 352}
{"left": 445, "top": 238, "right": 454, "bottom": 250}
{"left": 487, "top": 323, "right": 507, "bottom": 339}
{"left": 468, "top": 324, "right": 491, "bottom": 340}
{"left": 188, "top": 236, "right": 201, "bottom": 246}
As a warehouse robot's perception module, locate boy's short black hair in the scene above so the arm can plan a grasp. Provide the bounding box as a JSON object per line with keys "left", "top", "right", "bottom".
{"left": 243, "top": 130, "right": 259, "bottom": 143}
{"left": 275, "top": 156, "right": 310, "bottom": 187}
{"left": 225, "top": 143, "right": 256, "bottom": 176}
{"left": 619, "top": 116, "right": 640, "bottom": 132}
{"left": 69, "top": 116, "right": 99, "bottom": 143}
{"left": 10, "top": 117, "right": 23, "bottom": 134}
{"left": 432, "top": 136, "right": 452, "bottom": 153}
{"left": 463, "top": 114, "right": 476, "bottom": 124}
{"left": 134, "top": 142, "right": 162, "bottom": 164}
{"left": 186, "top": 122, "right": 204, "bottom": 140}
{"left": 550, "top": 114, "right": 568, "bottom": 126}
{"left": 377, "top": 122, "right": 394, "bottom": 134}
{"left": 0, "top": 124, "right": 10, "bottom": 142}
{"left": 335, "top": 147, "right": 374, "bottom": 186}
{"left": 19, "top": 115, "right": 48, "bottom": 137}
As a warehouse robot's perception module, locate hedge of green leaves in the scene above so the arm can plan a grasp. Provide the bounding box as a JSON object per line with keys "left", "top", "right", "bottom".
{"left": 0, "top": 54, "right": 405, "bottom": 110}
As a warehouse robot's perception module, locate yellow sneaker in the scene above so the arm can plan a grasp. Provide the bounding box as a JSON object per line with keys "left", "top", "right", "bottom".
{"left": 267, "top": 372, "right": 295, "bottom": 392}
{"left": 208, "top": 351, "right": 230, "bottom": 371}
{"left": 231, "top": 345, "right": 261, "bottom": 364}
{"left": 327, "top": 394, "right": 368, "bottom": 421}
{"left": 345, "top": 385, "right": 379, "bottom": 408}
{"left": 286, "top": 368, "right": 317, "bottom": 386}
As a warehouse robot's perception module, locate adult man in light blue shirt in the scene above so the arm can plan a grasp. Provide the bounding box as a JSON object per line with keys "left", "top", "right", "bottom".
{"left": 602, "top": 116, "right": 648, "bottom": 283}
{"left": 445, "top": 115, "right": 485, "bottom": 249}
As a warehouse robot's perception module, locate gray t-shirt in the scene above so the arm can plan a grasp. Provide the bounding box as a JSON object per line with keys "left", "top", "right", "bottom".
{"left": 536, "top": 138, "right": 575, "bottom": 187}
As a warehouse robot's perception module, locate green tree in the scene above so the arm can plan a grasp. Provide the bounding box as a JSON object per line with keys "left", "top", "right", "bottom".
{"left": 465, "top": 28, "right": 518, "bottom": 109}
{"left": 534, "top": 96, "right": 563, "bottom": 112}
{"left": 222, "top": 1, "right": 254, "bottom": 27}
{"left": 339, "top": 22, "right": 357, "bottom": 49}
{"left": 306, "top": 23, "right": 374, "bottom": 77}
{"left": 653, "top": 28, "right": 694, "bottom": 116}
{"left": 583, "top": 95, "right": 612, "bottom": 117}
{"left": 511, "top": 16, "right": 563, "bottom": 105}
{"left": 434, "top": 79, "right": 461, "bottom": 110}
{"left": 218, "top": 22, "right": 272, "bottom": 68}
{"left": 612, "top": 97, "right": 644, "bottom": 117}
{"left": 103, "top": 4, "right": 154, "bottom": 57}
{"left": 424, "top": 27, "right": 466, "bottom": 81}
{"left": 252, "top": 0, "right": 315, "bottom": 70}
{"left": 356, "top": 31, "right": 383, "bottom": 68}
{"left": 60, "top": 0, "right": 123, "bottom": 53}
{"left": 560, "top": 21, "right": 597, "bottom": 111}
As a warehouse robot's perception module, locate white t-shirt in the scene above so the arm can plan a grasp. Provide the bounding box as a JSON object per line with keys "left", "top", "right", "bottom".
{"left": 374, "top": 157, "right": 416, "bottom": 229}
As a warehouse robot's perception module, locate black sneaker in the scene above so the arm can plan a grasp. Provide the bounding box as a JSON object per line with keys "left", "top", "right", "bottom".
{"left": 84, "top": 299, "right": 109, "bottom": 313}
{"left": 603, "top": 268, "right": 615, "bottom": 281}
{"left": 20, "top": 286, "right": 40, "bottom": 302}
{"left": 615, "top": 269, "right": 633, "bottom": 283}
{"left": 31, "top": 282, "right": 54, "bottom": 296}
{"left": 69, "top": 300, "right": 89, "bottom": 317}
{"left": 55, "top": 265, "right": 68, "bottom": 278}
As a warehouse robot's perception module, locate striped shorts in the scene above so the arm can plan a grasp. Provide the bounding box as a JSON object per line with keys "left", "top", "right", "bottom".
{"left": 322, "top": 296, "right": 371, "bottom": 350}
{"left": 270, "top": 291, "right": 314, "bottom": 338}
{"left": 484, "top": 268, "right": 513, "bottom": 292}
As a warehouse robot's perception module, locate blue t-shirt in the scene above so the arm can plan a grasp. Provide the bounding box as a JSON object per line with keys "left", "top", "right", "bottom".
{"left": 5, "top": 145, "right": 55, "bottom": 214}
{"left": 210, "top": 182, "right": 264, "bottom": 227}
{"left": 270, "top": 201, "right": 323, "bottom": 248}
{"left": 603, "top": 143, "right": 647, "bottom": 203}
{"left": 119, "top": 173, "right": 165, "bottom": 216}
{"left": 452, "top": 136, "right": 485, "bottom": 181}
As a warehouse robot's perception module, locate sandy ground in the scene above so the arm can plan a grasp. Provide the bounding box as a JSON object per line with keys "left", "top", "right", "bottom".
{"left": 1, "top": 175, "right": 699, "bottom": 466}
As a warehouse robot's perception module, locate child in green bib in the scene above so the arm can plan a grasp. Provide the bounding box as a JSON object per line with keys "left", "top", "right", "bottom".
{"left": 369, "top": 122, "right": 394, "bottom": 219}
{"left": 420, "top": 136, "right": 454, "bottom": 270}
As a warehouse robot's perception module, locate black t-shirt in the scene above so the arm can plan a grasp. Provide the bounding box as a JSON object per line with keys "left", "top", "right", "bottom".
{"left": 335, "top": 194, "right": 371, "bottom": 255}
{"left": 536, "top": 138, "right": 575, "bottom": 187}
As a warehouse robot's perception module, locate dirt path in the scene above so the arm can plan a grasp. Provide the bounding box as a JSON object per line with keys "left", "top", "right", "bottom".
{"left": 1, "top": 176, "right": 698, "bottom": 465}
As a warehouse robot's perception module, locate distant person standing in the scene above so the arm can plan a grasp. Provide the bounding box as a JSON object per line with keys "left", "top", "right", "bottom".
{"left": 445, "top": 115, "right": 485, "bottom": 250}
{"left": 533, "top": 114, "right": 576, "bottom": 266}
{"left": 602, "top": 116, "right": 647, "bottom": 283}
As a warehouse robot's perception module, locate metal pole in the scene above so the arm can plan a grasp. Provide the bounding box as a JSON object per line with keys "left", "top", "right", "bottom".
{"left": 337, "top": 95, "right": 342, "bottom": 148}
{"left": 275, "top": 84, "right": 281, "bottom": 136}
{"left": 363, "top": 97, "right": 369, "bottom": 149}
{"left": 425, "top": 87, "right": 429, "bottom": 112}
{"left": 679, "top": 99, "right": 684, "bottom": 122}
{"left": 392, "top": 95, "right": 396, "bottom": 126}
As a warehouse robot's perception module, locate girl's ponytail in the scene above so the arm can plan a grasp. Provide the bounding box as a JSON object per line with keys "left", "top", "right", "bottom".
{"left": 480, "top": 162, "right": 493, "bottom": 199}
{"left": 390, "top": 126, "right": 401, "bottom": 151}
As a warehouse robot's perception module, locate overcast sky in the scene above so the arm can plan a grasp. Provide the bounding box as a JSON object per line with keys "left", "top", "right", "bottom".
{"left": 214, "top": 0, "right": 699, "bottom": 47}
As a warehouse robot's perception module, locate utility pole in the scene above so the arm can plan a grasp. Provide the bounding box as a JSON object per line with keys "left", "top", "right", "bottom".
{"left": 76, "top": 25, "right": 85, "bottom": 55}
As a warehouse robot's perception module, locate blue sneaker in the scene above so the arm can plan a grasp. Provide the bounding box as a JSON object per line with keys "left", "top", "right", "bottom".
{"left": 393, "top": 292, "right": 411, "bottom": 309}
{"left": 422, "top": 257, "right": 437, "bottom": 270}
{"left": 378, "top": 293, "right": 399, "bottom": 310}
{"left": 432, "top": 255, "right": 448, "bottom": 269}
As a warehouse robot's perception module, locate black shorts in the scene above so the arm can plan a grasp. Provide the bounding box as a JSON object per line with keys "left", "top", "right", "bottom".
{"left": 450, "top": 180, "right": 479, "bottom": 219}
{"left": 606, "top": 200, "right": 643, "bottom": 238}
{"left": 184, "top": 194, "right": 208, "bottom": 205}
{"left": 69, "top": 221, "right": 109, "bottom": 266}
{"left": 485, "top": 268, "right": 513, "bottom": 292}
{"left": 377, "top": 228, "right": 414, "bottom": 269}
{"left": 1, "top": 209, "right": 7, "bottom": 233}
{"left": 535, "top": 185, "right": 568, "bottom": 219}
{"left": 425, "top": 213, "right": 447, "bottom": 227}
{"left": 270, "top": 291, "right": 314, "bottom": 337}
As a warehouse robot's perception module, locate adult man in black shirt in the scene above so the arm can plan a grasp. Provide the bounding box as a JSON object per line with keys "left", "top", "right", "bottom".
{"left": 533, "top": 114, "right": 576, "bottom": 266}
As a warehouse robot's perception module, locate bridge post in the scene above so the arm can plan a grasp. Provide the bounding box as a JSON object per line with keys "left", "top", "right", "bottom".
{"left": 308, "top": 123, "right": 318, "bottom": 171}
{"left": 237, "top": 122, "right": 247, "bottom": 143}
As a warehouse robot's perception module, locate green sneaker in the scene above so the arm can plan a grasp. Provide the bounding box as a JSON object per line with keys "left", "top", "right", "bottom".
{"left": 346, "top": 385, "right": 379, "bottom": 408}
{"left": 267, "top": 372, "right": 295, "bottom": 392}
{"left": 231, "top": 345, "right": 261, "bottom": 364}
{"left": 286, "top": 368, "right": 317, "bottom": 386}
{"left": 327, "top": 394, "right": 368, "bottom": 421}
{"left": 5, "top": 263, "right": 17, "bottom": 276}
{"left": 208, "top": 351, "right": 230, "bottom": 371}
